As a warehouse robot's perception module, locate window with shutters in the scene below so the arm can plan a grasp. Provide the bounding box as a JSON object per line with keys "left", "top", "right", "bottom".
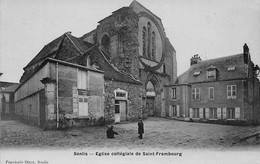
{"left": 227, "top": 85, "right": 237, "bottom": 99}
{"left": 208, "top": 87, "right": 214, "bottom": 100}
{"left": 78, "top": 96, "right": 88, "bottom": 116}
{"left": 171, "top": 88, "right": 176, "bottom": 99}
{"left": 193, "top": 108, "right": 199, "bottom": 118}
{"left": 192, "top": 88, "right": 200, "bottom": 100}
{"left": 77, "top": 69, "right": 88, "bottom": 90}
{"left": 227, "top": 107, "right": 235, "bottom": 119}
{"left": 209, "top": 108, "right": 217, "bottom": 119}
{"left": 172, "top": 105, "right": 177, "bottom": 117}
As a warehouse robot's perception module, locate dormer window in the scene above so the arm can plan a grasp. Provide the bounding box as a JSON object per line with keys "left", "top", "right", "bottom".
{"left": 227, "top": 66, "right": 236, "bottom": 71}
{"left": 193, "top": 71, "right": 201, "bottom": 76}
{"left": 206, "top": 65, "right": 217, "bottom": 79}
{"left": 207, "top": 70, "right": 216, "bottom": 79}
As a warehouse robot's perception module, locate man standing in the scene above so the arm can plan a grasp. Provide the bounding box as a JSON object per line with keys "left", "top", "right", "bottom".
{"left": 138, "top": 119, "right": 144, "bottom": 139}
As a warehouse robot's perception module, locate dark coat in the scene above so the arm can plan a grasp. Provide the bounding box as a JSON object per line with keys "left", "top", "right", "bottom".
{"left": 106, "top": 126, "right": 118, "bottom": 138}
{"left": 138, "top": 120, "right": 144, "bottom": 134}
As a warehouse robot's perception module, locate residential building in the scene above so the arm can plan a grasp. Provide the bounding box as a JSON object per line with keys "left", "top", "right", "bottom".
{"left": 165, "top": 44, "right": 260, "bottom": 125}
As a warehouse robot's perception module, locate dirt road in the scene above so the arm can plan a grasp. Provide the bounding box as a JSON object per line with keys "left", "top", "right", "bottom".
{"left": 1, "top": 117, "right": 259, "bottom": 150}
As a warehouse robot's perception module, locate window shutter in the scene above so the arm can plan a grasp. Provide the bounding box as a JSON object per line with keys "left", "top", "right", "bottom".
{"left": 199, "top": 108, "right": 203, "bottom": 118}
{"left": 217, "top": 108, "right": 221, "bottom": 119}
{"left": 169, "top": 105, "right": 173, "bottom": 117}
{"left": 189, "top": 108, "right": 193, "bottom": 118}
{"left": 235, "top": 107, "right": 240, "bottom": 119}
{"left": 176, "top": 88, "right": 180, "bottom": 100}
{"left": 177, "top": 105, "right": 180, "bottom": 117}
{"left": 223, "top": 107, "right": 227, "bottom": 119}
{"left": 205, "top": 108, "right": 209, "bottom": 119}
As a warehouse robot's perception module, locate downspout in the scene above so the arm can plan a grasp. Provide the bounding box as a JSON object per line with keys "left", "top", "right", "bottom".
{"left": 56, "top": 62, "right": 59, "bottom": 129}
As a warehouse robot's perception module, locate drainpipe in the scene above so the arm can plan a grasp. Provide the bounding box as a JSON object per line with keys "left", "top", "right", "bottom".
{"left": 56, "top": 63, "right": 59, "bottom": 128}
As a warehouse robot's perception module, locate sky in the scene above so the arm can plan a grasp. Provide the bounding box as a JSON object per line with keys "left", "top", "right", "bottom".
{"left": 0, "top": 0, "right": 260, "bottom": 83}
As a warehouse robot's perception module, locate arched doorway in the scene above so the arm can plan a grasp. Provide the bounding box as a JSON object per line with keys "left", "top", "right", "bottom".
{"left": 146, "top": 81, "right": 155, "bottom": 116}
{"left": 145, "top": 74, "right": 161, "bottom": 117}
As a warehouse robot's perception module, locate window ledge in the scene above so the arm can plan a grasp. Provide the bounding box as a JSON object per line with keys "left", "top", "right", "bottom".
{"left": 209, "top": 118, "right": 217, "bottom": 120}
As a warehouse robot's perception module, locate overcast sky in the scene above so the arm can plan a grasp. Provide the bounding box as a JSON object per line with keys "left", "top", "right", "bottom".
{"left": 0, "top": 0, "right": 260, "bottom": 83}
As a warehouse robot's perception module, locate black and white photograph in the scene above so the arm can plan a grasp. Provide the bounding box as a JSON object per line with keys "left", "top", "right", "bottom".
{"left": 0, "top": 0, "right": 260, "bottom": 163}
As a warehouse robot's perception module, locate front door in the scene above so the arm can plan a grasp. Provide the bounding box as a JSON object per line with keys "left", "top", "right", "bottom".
{"left": 146, "top": 98, "right": 155, "bottom": 116}
{"left": 115, "top": 100, "right": 127, "bottom": 123}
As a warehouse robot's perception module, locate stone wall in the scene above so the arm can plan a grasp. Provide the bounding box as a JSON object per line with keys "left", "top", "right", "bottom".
{"left": 104, "top": 79, "right": 144, "bottom": 123}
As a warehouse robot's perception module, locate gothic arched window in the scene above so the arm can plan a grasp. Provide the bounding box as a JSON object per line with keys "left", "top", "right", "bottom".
{"left": 147, "top": 22, "right": 151, "bottom": 59}
{"left": 142, "top": 27, "right": 147, "bottom": 57}
{"left": 152, "top": 31, "right": 156, "bottom": 60}
{"left": 101, "top": 34, "right": 111, "bottom": 59}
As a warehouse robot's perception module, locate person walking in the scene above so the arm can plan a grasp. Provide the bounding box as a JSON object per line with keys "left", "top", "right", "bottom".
{"left": 106, "top": 125, "right": 119, "bottom": 139}
{"left": 138, "top": 119, "right": 144, "bottom": 139}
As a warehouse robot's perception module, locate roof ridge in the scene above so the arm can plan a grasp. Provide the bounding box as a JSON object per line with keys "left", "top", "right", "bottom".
{"left": 24, "top": 34, "right": 66, "bottom": 69}
{"left": 64, "top": 33, "right": 84, "bottom": 55}
{"left": 198, "top": 53, "right": 243, "bottom": 63}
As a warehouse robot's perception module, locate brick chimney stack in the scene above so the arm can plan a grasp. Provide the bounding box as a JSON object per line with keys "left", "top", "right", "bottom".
{"left": 243, "top": 43, "right": 249, "bottom": 64}
{"left": 190, "top": 54, "right": 201, "bottom": 66}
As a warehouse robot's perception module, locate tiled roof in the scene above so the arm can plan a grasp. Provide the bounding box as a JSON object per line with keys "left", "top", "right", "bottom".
{"left": 177, "top": 54, "right": 248, "bottom": 84}
{"left": 24, "top": 34, "right": 65, "bottom": 69}
{"left": 21, "top": 32, "right": 141, "bottom": 85}
{"left": 65, "top": 33, "right": 93, "bottom": 55}
{"left": 87, "top": 48, "right": 142, "bottom": 85}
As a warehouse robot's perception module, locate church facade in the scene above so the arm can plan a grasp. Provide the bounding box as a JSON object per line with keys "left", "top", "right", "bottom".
{"left": 14, "top": 1, "right": 177, "bottom": 129}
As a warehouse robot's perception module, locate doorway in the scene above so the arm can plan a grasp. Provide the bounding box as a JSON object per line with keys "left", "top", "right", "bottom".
{"left": 146, "top": 97, "right": 155, "bottom": 116}
{"left": 115, "top": 100, "right": 127, "bottom": 123}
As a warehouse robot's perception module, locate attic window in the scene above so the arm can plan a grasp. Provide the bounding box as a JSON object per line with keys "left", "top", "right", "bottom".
{"left": 193, "top": 71, "right": 201, "bottom": 76}
{"left": 227, "top": 66, "right": 236, "bottom": 71}
{"left": 207, "top": 70, "right": 216, "bottom": 79}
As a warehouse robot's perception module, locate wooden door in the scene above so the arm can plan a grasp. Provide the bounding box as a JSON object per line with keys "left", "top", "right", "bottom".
{"left": 119, "top": 101, "right": 126, "bottom": 121}
{"left": 146, "top": 98, "right": 154, "bottom": 116}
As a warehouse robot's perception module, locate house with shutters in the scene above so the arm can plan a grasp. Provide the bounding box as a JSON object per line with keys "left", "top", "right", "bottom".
{"left": 165, "top": 44, "right": 260, "bottom": 125}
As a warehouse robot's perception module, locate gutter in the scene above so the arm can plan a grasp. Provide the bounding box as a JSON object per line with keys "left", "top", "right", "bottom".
{"left": 56, "top": 62, "right": 59, "bottom": 129}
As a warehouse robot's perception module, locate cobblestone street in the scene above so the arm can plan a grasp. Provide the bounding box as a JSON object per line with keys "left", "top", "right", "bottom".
{"left": 1, "top": 117, "right": 260, "bottom": 150}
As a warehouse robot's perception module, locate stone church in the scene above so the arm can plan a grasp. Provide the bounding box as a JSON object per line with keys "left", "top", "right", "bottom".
{"left": 14, "top": 0, "right": 177, "bottom": 128}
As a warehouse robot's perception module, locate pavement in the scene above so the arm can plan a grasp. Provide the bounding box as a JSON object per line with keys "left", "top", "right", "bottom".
{"left": 0, "top": 117, "right": 260, "bottom": 150}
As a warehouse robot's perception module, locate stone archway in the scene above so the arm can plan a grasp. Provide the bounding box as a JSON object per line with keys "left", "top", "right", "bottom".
{"left": 145, "top": 74, "right": 161, "bottom": 117}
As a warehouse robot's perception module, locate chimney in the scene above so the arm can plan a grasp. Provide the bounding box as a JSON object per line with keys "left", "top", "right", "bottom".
{"left": 243, "top": 43, "right": 249, "bottom": 64}
{"left": 190, "top": 54, "right": 201, "bottom": 66}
